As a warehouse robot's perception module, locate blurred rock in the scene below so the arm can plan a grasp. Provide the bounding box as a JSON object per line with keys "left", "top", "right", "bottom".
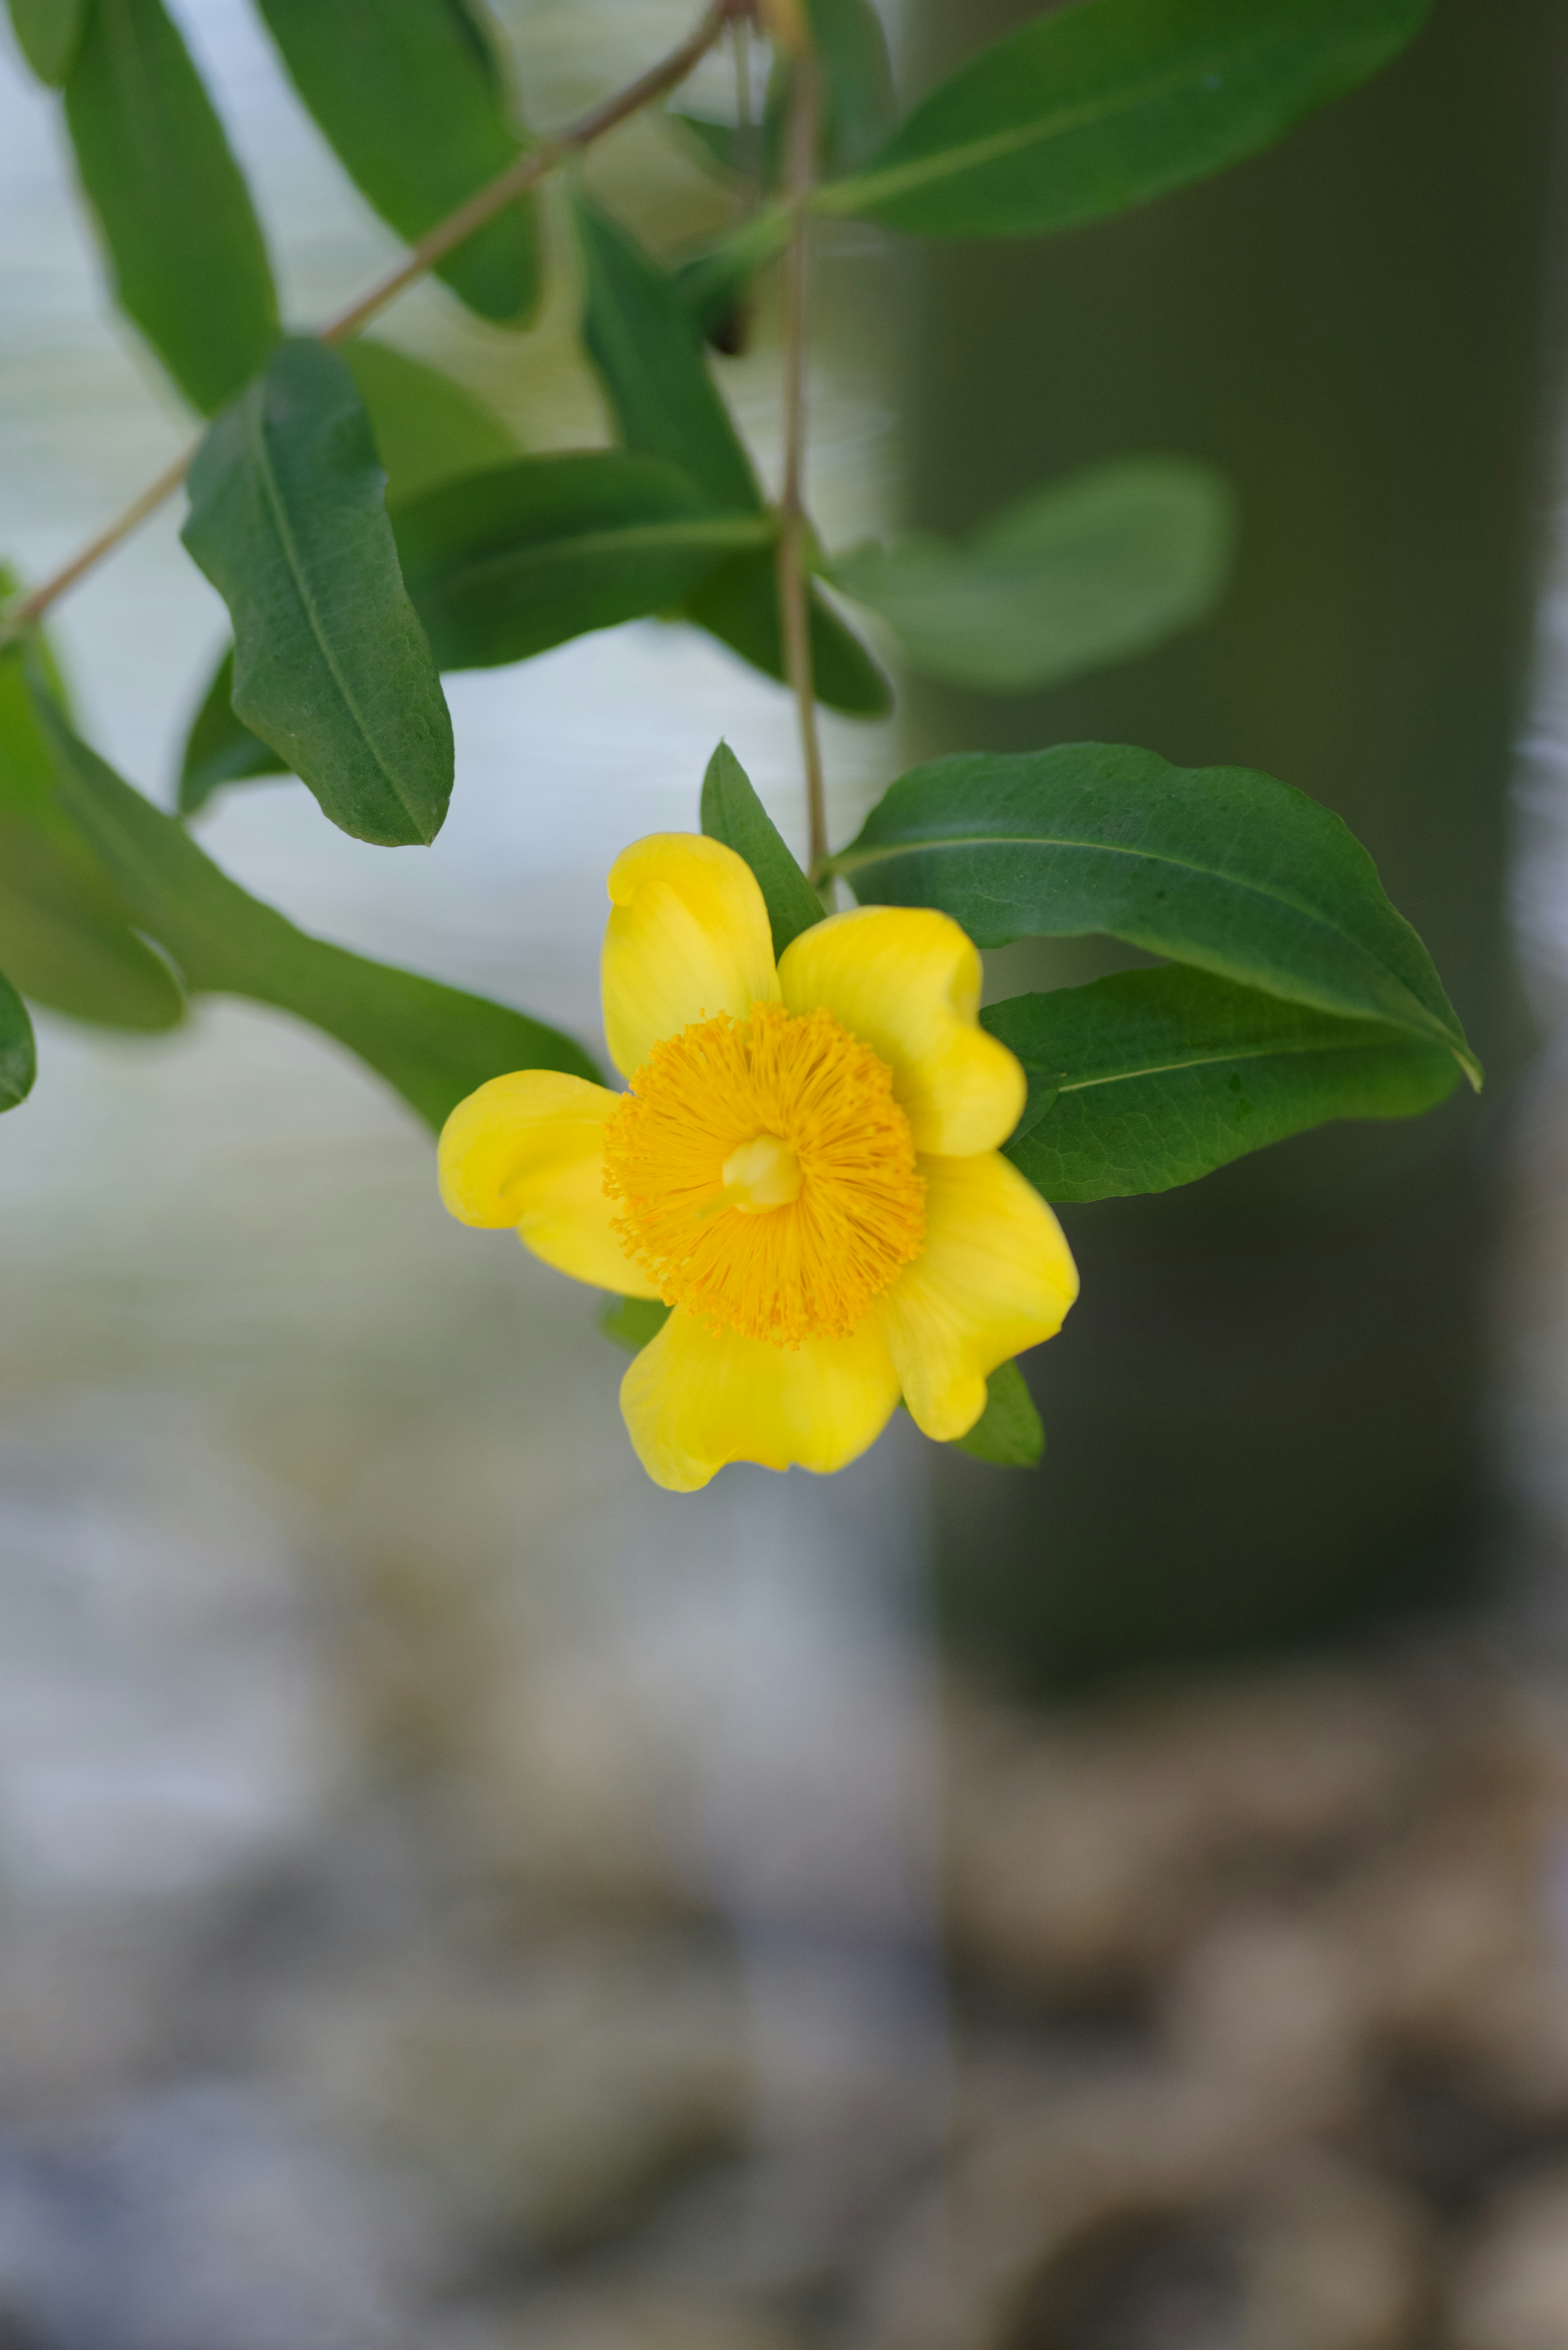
{"left": 430, "top": 2283, "right": 811, "bottom": 2350}
{"left": 254, "top": 1932, "right": 751, "bottom": 2263}
{"left": 1245, "top": 2167, "right": 1431, "bottom": 2350}
{"left": 942, "top": 1665, "right": 1432, "bottom": 1995}
{"left": 1159, "top": 1909, "right": 1368, "bottom": 2130}
{"left": 1451, "top": 2171, "right": 1568, "bottom": 2350}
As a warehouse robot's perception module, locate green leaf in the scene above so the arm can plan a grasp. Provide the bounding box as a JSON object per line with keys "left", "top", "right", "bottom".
{"left": 178, "top": 649, "right": 286, "bottom": 818}
{"left": 179, "top": 454, "right": 773, "bottom": 814}
{"left": 7, "top": 0, "right": 89, "bottom": 83}
{"left": 255, "top": 0, "right": 540, "bottom": 327}
{"left": 600, "top": 1295, "right": 672, "bottom": 1353}
{"left": 670, "top": 0, "right": 894, "bottom": 190}
{"left": 814, "top": 0, "right": 1432, "bottom": 240}
{"left": 951, "top": 1359, "right": 1044, "bottom": 1466}
{"left": 827, "top": 456, "right": 1235, "bottom": 692}
{"left": 673, "top": 206, "right": 793, "bottom": 344}
{"left": 699, "top": 740, "right": 824, "bottom": 956}
{"left": 571, "top": 194, "right": 890, "bottom": 717}
{"left": 395, "top": 454, "right": 773, "bottom": 672}
{"left": 830, "top": 743, "right": 1478, "bottom": 1082}
{"left": 36, "top": 697, "right": 600, "bottom": 1129}
{"left": 62, "top": 0, "right": 278, "bottom": 413}
{"left": 984, "top": 964, "right": 1460, "bottom": 1202}
{"left": 0, "top": 642, "right": 185, "bottom": 1030}
{"left": 0, "top": 967, "right": 38, "bottom": 1110}
{"left": 343, "top": 339, "right": 519, "bottom": 505}
{"left": 182, "top": 337, "right": 455, "bottom": 849}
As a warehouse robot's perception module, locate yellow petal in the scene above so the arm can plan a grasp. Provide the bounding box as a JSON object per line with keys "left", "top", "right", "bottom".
{"left": 438, "top": 1069, "right": 661, "bottom": 1298}
{"left": 620, "top": 1307, "right": 901, "bottom": 1492}
{"left": 777, "top": 905, "right": 1025, "bottom": 1156}
{"left": 602, "top": 834, "right": 780, "bottom": 1079}
{"left": 876, "top": 1152, "right": 1078, "bottom": 1442}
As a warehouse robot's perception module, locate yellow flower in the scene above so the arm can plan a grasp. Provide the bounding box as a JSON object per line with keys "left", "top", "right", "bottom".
{"left": 438, "top": 834, "right": 1079, "bottom": 1492}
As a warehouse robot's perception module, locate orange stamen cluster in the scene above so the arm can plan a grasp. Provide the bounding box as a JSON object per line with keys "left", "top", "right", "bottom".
{"left": 603, "top": 1002, "right": 926, "bottom": 1346}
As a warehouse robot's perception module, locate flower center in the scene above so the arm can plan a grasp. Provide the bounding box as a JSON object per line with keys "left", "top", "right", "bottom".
{"left": 603, "top": 1001, "right": 926, "bottom": 1347}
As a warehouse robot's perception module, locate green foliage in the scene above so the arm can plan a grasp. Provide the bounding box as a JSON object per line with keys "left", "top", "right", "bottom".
{"left": 397, "top": 455, "right": 773, "bottom": 672}
{"left": 600, "top": 1295, "right": 673, "bottom": 1353}
{"left": 984, "top": 965, "right": 1459, "bottom": 1202}
{"left": 828, "top": 457, "right": 1235, "bottom": 692}
{"left": 0, "top": 968, "right": 35, "bottom": 1111}
{"left": 62, "top": 0, "right": 278, "bottom": 412}
{"left": 816, "top": 0, "right": 1432, "bottom": 239}
{"left": 6, "top": 0, "right": 88, "bottom": 84}
{"left": 699, "top": 740, "right": 824, "bottom": 956}
{"left": 951, "top": 1358, "right": 1045, "bottom": 1466}
{"left": 178, "top": 650, "right": 284, "bottom": 817}
{"left": 572, "top": 195, "right": 890, "bottom": 716}
{"left": 182, "top": 338, "right": 454, "bottom": 848}
{"left": 342, "top": 339, "right": 519, "bottom": 503}
{"left": 831, "top": 744, "right": 1477, "bottom": 1081}
{"left": 673, "top": 207, "right": 794, "bottom": 344}
{"left": 36, "top": 697, "right": 600, "bottom": 1128}
{"left": 255, "top": 0, "right": 540, "bottom": 327}
{"left": 671, "top": 0, "right": 895, "bottom": 189}
{"left": 0, "top": 642, "right": 185, "bottom": 1029}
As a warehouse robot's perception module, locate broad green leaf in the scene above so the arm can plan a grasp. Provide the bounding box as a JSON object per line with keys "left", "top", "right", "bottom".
{"left": 0, "top": 643, "right": 185, "bottom": 1030}
{"left": 343, "top": 339, "right": 519, "bottom": 505}
{"left": 674, "top": 207, "right": 793, "bottom": 344}
{"left": 984, "top": 965, "right": 1459, "bottom": 1203}
{"left": 0, "top": 968, "right": 35, "bottom": 1110}
{"left": 182, "top": 338, "right": 454, "bottom": 849}
{"left": 63, "top": 0, "right": 278, "bottom": 413}
{"left": 830, "top": 743, "right": 1478, "bottom": 1081}
{"left": 7, "top": 0, "right": 89, "bottom": 83}
{"left": 814, "top": 0, "right": 1432, "bottom": 240}
{"left": 951, "top": 1358, "right": 1043, "bottom": 1466}
{"left": 828, "top": 456, "right": 1235, "bottom": 692}
{"left": 36, "top": 698, "right": 600, "bottom": 1128}
{"left": 256, "top": 0, "right": 540, "bottom": 327}
{"left": 699, "top": 740, "right": 824, "bottom": 956}
{"left": 180, "top": 457, "right": 773, "bottom": 812}
{"left": 396, "top": 455, "right": 773, "bottom": 671}
{"left": 572, "top": 194, "right": 890, "bottom": 717}
{"left": 600, "top": 1295, "right": 672, "bottom": 1353}
{"left": 177, "top": 649, "right": 285, "bottom": 818}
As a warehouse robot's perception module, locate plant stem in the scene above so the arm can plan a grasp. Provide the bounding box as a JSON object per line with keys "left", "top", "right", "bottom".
{"left": 0, "top": 0, "right": 739, "bottom": 650}
{"left": 776, "top": 45, "right": 826, "bottom": 880}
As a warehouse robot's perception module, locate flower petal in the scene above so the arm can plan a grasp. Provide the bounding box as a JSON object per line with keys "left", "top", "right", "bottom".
{"left": 876, "top": 1152, "right": 1078, "bottom": 1442}
{"left": 602, "top": 833, "right": 780, "bottom": 1079}
{"left": 778, "top": 905, "right": 1025, "bottom": 1155}
{"left": 620, "top": 1306, "right": 901, "bottom": 1492}
{"left": 438, "top": 1069, "right": 661, "bottom": 1297}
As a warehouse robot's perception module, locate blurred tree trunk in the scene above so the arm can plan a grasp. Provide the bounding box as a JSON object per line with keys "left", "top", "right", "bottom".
{"left": 906, "top": 0, "right": 1568, "bottom": 1686}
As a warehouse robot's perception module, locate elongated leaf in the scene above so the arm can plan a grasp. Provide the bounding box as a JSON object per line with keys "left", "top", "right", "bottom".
{"left": 829, "top": 456, "right": 1235, "bottom": 691}
{"left": 0, "top": 968, "right": 35, "bottom": 1110}
{"left": 831, "top": 743, "right": 1477, "bottom": 1080}
{"left": 7, "top": 0, "right": 88, "bottom": 83}
{"left": 600, "top": 1295, "right": 672, "bottom": 1353}
{"left": 572, "top": 194, "right": 890, "bottom": 716}
{"left": 63, "top": 0, "right": 278, "bottom": 412}
{"left": 37, "top": 700, "right": 599, "bottom": 1128}
{"left": 256, "top": 0, "right": 539, "bottom": 326}
{"left": 699, "top": 740, "right": 824, "bottom": 956}
{"left": 984, "top": 965, "right": 1459, "bottom": 1203}
{"left": 177, "top": 649, "right": 285, "bottom": 818}
{"left": 671, "top": 0, "right": 895, "bottom": 190}
{"left": 183, "top": 338, "right": 454, "bottom": 848}
{"left": 396, "top": 454, "right": 772, "bottom": 672}
{"left": 0, "top": 643, "right": 185, "bottom": 1029}
{"left": 951, "top": 1359, "right": 1043, "bottom": 1465}
{"left": 343, "top": 339, "right": 519, "bottom": 504}
{"left": 674, "top": 206, "right": 793, "bottom": 343}
{"left": 815, "top": 0, "right": 1432, "bottom": 239}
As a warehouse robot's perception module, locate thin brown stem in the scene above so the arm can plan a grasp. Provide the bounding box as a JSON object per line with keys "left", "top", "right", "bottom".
{"left": 775, "top": 46, "right": 825, "bottom": 879}
{"left": 0, "top": 0, "right": 738, "bottom": 651}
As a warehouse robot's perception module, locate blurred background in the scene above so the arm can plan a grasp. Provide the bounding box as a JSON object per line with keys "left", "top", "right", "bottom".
{"left": 4, "top": 1, "right": 1568, "bottom": 2344}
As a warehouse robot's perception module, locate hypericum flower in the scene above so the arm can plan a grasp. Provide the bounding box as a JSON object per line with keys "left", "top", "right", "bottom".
{"left": 438, "top": 834, "right": 1078, "bottom": 1492}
